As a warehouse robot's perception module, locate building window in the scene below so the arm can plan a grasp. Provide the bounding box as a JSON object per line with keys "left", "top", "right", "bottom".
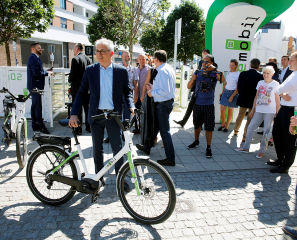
{"left": 61, "top": 17, "right": 67, "bottom": 28}
{"left": 86, "top": 12, "right": 89, "bottom": 17}
{"left": 60, "top": 0, "right": 66, "bottom": 9}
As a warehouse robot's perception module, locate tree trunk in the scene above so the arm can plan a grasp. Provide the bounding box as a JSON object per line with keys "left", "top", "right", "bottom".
{"left": 5, "top": 41, "right": 11, "bottom": 66}
{"left": 129, "top": 41, "right": 133, "bottom": 65}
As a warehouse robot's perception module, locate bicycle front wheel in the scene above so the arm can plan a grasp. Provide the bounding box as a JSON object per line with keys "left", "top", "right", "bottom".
{"left": 26, "top": 146, "right": 77, "bottom": 205}
{"left": 117, "top": 159, "right": 176, "bottom": 224}
{"left": 16, "top": 120, "right": 27, "bottom": 168}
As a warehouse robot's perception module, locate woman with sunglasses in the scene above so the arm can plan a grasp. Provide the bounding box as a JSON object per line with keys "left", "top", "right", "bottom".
{"left": 218, "top": 59, "right": 240, "bottom": 132}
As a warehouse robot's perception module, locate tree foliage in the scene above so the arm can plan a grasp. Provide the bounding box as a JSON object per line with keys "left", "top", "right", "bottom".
{"left": 87, "top": 0, "right": 170, "bottom": 57}
{"left": 0, "top": 0, "right": 55, "bottom": 66}
{"left": 139, "top": 18, "right": 165, "bottom": 56}
{"left": 141, "top": 0, "right": 205, "bottom": 64}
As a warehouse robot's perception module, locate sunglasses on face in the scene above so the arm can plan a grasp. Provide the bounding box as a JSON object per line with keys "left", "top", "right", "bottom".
{"left": 202, "top": 61, "right": 210, "bottom": 64}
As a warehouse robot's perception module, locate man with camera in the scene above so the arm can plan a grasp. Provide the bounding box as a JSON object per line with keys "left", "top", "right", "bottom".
{"left": 187, "top": 54, "right": 224, "bottom": 158}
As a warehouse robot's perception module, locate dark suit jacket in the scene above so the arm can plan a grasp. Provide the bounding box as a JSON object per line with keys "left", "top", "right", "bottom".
{"left": 236, "top": 69, "right": 263, "bottom": 109}
{"left": 282, "top": 67, "right": 293, "bottom": 82}
{"left": 71, "top": 63, "right": 134, "bottom": 125}
{"left": 27, "top": 53, "right": 48, "bottom": 91}
{"left": 68, "top": 52, "right": 92, "bottom": 95}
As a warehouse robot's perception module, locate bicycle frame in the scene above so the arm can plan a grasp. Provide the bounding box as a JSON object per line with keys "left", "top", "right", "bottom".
{"left": 48, "top": 130, "right": 144, "bottom": 196}
{"left": 4, "top": 98, "right": 28, "bottom": 142}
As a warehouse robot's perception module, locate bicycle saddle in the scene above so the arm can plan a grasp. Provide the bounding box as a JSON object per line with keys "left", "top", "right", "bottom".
{"left": 59, "top": 119, "right": 81, "bottom": 127}
{"left": 5, "top": 95, "right": 13, "bottom": 99}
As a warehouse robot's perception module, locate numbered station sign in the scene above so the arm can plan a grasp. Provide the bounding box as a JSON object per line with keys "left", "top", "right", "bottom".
{"left": 85, "top": 46, "right": 94, "bottom": 62}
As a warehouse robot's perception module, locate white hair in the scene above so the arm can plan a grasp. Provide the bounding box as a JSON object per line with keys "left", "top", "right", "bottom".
{"left": 263, "top": 66, "right": 275, "bottom": 75}
{"left": 95, "top": 38, "right": 114, "bottom": 52}
{"left": 138, "top": 53, "right": 147, "bottom": 59}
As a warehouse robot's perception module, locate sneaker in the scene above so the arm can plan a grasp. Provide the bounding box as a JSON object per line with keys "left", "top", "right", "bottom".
{"left": 256, "top": 152, "right": 265, "bottom": 159}
{"left": 234, "top": 148, "right": 249, "bottom": 153}
{"left": 40, "top": 127, "right": 50, "bottom": 134}
{"left": 187, "top": 140, "right": 199, "bottom": 149}
{"left": 206, "top": 148, "right": 212, "bottom": 158}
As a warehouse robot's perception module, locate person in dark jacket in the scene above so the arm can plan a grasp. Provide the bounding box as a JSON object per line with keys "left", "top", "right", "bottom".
{"left": 27, "top": 43, "right": 53, "bottom": 134}
{"left": 233, "top": 58, "right": 263, "bottom": 142}
{"left": 68, "top": 43, "right": 92, "bottom": 135}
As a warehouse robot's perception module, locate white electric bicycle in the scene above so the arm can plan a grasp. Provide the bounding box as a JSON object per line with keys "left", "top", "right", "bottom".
{"left": 1, "top": 87, "right": 43, "bottom": 168}
{"left": 26, "top": 110, "right": 176, "bottom": 224}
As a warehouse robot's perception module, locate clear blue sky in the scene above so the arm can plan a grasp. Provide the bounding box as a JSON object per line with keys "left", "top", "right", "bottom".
{"left": 166, "top": 0, "right": 297, "bottom": 38}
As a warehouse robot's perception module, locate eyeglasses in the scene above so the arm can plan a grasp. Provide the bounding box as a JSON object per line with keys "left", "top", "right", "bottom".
{"left": 202, "top": 61, "right": 209, "bottom": 64}
{"left": 96, "top": 49, "right": 110, "bottom": 55}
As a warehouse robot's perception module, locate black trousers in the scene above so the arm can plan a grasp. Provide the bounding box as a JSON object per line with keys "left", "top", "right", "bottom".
{"left": 180, "top": 93, "right": 196, "bottom": 123}
{"left": 72, "top": 92, "right": 90, "bottom": 130}
{"left": 90, "top": 110, "right": 123, "bottom": 175}
{"left": 272, "top": 107, "right": 297, "bottom": 169}
{"left": 31, "top": 93, "right": 45, "bottom": 129}
{"left": 134, "top": 98, "right": 142, "bottom": 130}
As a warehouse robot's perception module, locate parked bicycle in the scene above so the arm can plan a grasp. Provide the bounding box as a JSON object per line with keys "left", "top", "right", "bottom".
{"left": 1, "top": 87, "right": 43, "bottom": 168}
{"left": 26, "top": 110, "right": 176, "bottom": 224}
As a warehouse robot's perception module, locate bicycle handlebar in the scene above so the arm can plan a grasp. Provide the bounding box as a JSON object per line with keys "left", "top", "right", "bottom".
{"left": 0, "top": 87, "right": 43, "bottom": 102}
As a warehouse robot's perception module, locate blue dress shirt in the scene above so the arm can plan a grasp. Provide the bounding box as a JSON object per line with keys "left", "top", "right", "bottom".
{"left": 151, "top": 63, "right": 176, "bottom": 102}
{"left": 98, "top": 63, "right": 114, "bottom": 110}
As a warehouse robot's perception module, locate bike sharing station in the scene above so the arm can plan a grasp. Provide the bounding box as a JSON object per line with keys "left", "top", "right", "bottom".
{"left": 0, "top": 66, "right": 70, "bottom": 128}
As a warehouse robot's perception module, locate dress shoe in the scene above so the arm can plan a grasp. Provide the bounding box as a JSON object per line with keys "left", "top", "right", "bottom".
{"left": 157, "top": 158, "right": 175, "bottom": 166}
{"left": 124, "top": 180, "right": 130, "bottom": 192}
{"left": 266, "top": 160, "right": 281, "bottom": 166}
{"left": 132, "top": 129, "right": 140, "bottom": 134}
{"left": 103, "top": 137, "right": 109, "bottom": 143}
{"left": 85, "top": 128, "right": 91, "bottom": 133}
{"left": 269, "top": 166, "right": 289, "bottom": 173}
{"left": 40, "top": 128, "right": 50, "bottom": 134}
{"left": 283, "top": 225, "right": 297, "bottom": 238}
{"left": 257, "top": 131, "right": 263, "bottom": 135}
{"left": 136, "top": 144, "right": 150, "bottom": 154}
{"left": 173, "top": 120, "right": 185, "bottom": 127}
{"left": 33, "top": 125, "right": 40, "bottom": 131}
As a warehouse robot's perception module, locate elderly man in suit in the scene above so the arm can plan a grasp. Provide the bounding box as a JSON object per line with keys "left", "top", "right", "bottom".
{"left": 69, "top": 38, "right": 134, "bottom": 190}
{"left": 27, "top": 43, "right": 53, "bottom": 134}
{"left": 233, "top": 58, "right": 263, "bottom": 142}
{"left": 68, "top": 43, "right": 92, "bottom": 135}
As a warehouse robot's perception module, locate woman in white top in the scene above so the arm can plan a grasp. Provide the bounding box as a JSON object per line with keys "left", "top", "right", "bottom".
{"left": 218, "top": 59, "right": 240, "bottom": 132}
{"left": 235, "top": 66, "right": 280, "bottom": 158}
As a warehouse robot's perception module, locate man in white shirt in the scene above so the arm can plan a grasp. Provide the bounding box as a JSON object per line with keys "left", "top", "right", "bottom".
{"left": 280, "top": 55, "right": 293, "bottom": 83}
{"left": 268, "top": 52, "right": 297, "bottom": 173}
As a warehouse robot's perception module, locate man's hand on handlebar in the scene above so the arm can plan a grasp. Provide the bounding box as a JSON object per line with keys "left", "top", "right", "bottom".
{"left": 69, "top": 115, "right": 79, "bottom": 128}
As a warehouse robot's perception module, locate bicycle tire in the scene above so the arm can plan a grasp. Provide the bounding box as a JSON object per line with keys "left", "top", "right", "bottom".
{"left": 116, "top": 159, "right": 176, "bottom": 224}
{"left": 26, "top": 145, "right": 77, "bottom": 206}
{"left": 16, "top": 120, "right": 27, "bottom": 168}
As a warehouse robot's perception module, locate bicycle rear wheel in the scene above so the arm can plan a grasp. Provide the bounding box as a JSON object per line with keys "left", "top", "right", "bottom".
{"left": 16, "top": 120, "right": 27, "bottom": 168}
{"left": 26, "top": 146, "right": 77, "bottom": 205}
{"left": 116, "top": 159, "right": 176, "bottom": 224}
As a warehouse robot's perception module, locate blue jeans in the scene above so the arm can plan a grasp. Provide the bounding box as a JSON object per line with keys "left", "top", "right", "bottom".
{"left": 154, "top": 99, "right": 175, "bottom": 162}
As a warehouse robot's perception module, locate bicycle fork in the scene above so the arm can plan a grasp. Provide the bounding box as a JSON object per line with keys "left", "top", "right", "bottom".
{"left": 127, "top": 151, "right": 143, "bottom": 196}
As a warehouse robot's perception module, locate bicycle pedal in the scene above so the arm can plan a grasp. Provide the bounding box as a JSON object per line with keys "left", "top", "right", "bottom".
{"left": 91, "top": 192, "right": 100, "bottom": 203}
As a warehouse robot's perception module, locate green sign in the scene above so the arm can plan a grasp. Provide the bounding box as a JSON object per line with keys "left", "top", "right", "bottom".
{"left": 225, "top": 39, "right": 251, "bottom": 51}
{"left": 10, "top": 72, "right": 22, "bottom": 80}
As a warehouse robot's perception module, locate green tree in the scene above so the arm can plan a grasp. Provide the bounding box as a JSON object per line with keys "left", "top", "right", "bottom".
{"left": 139, "top": 18, "right": 165, "bottom": 56}
{"left": 156, "top": 1, "right": 205, "bottom": 64}
{"left": 87, "top": 0, "right": 170, "bottom": 58}
{"left": 0, "top": 0, "right": 55, "bottom": 66}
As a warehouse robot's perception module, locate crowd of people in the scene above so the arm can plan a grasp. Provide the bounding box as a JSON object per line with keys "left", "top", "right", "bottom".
{"left": 27, "top": 38, "right": 297, "bottom": 238}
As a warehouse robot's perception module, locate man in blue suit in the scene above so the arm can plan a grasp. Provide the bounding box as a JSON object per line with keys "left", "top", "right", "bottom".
{"left": 69, "top": 38, "right": 134, "bottom": 189}
{"left": 27, "top": 43, "right": 52, "bottom": 134}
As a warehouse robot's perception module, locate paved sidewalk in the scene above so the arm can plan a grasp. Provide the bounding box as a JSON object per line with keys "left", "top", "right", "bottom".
{"left": 0, "top": 109, "right": 297, "bottom": 239}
